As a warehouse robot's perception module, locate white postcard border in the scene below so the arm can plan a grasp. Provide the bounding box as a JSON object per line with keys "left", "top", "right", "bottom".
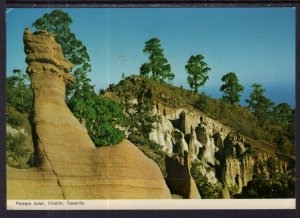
{"left": 7, "top": 199, "right": 296, "bottom": 210}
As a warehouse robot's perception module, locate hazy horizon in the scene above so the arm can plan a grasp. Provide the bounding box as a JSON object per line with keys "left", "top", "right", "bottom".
{"left": 6, "top": 8, "right": 296, "bottom": 107}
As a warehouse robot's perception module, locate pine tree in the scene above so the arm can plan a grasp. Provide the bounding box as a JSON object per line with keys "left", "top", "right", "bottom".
{"left": 220, "top": 72, "right": 244, "bottom": 105}
{"left": 140, "top": 38, "right": 174, "bottom": 82}
{"left": 185, "top": 54, "right": 211, "bottom": 93}
{"left": 246, "top": 83, "right": 275, "bottom": 126}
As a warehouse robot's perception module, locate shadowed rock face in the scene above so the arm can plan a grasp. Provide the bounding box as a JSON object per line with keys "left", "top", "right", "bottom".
{"left": 7, "top": 29, "right": 171, "bottom": 199}
{"left": 165, "top": 152, "right": 201, "bottom": 199}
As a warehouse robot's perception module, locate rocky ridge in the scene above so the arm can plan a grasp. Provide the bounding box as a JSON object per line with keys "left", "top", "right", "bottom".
{"left": 104, "top": 76, "right": 294, "bottom": 198}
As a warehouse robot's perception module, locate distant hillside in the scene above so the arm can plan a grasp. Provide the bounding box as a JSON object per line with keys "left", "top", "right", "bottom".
{"left": 105, "top": 75, "right": 294, "bottom": 158}
{"left": 104, "top": 75, "right": 295, "bottom": 198}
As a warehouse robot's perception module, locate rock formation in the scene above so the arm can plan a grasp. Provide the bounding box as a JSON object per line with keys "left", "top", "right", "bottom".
{"left": 188, "top": 126, "right": 202, "bottom": 162}
{"left": 165, "top": 152, "right": 201, "bottom": 199}
{"left": 149, "top": 103, "right": 292, "bottom": 196}
{"left": 7, "top": 29, "right": 171, "bottom": 199}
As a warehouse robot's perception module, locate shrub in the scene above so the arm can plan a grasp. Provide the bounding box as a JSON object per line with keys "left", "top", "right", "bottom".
{"left": 93, "top": 123, "right": 125, "bottom": 147}
{"left": 233, "top": 173, "right": 295, "bottom": 198}
{"left": 128, "top": 134, "right": 162, "bottom": 151}
{"left": 6, "top": 132, "right": 33, "bottom": 168}
{"left": 90, "top": 96, "right": 126, "bottom": 147}
{"left": 274, "top": 134, "right": 290, "bottom": 153}
{"left": 6, "top": 105, "right": 30, "bottom": 130}
{"left": 6, "top": 70, "right": 33, "bottom": 115}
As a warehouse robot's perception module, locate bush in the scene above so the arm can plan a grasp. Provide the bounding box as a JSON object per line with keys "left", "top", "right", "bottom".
{"left": 233, "top": 173, "right": 295, "bottom": 198}
{"left": 6, "top": 70, "right": 33, "bottom": 115}
{"left": 90, "top": 96, "right": 126, "bottom": 147}
{"left": 6, "top": 132, "right": 33, "bottom": 168}
{"left": 6, "top": 105, "right": 30, "bottom": 130}
{"left": 274, "top": 134, "right": 289, "bottom": 153}
{"left": 128, "top": 134, "right": 162, "bottom": 151}
{"left": 93, "top": 123, "right": 125, "bottom": 147}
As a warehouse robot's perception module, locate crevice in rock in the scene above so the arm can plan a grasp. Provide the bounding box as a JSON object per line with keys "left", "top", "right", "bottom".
{"left": 36, "top": 137, "right": 65, "bottom": 199}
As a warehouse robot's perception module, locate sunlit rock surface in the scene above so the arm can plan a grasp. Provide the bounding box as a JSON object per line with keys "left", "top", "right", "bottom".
{"left": 150, "top": 102, "right": 290, "bottom": 195}
{"left": 7, "top": 29, "right": 171, "bottom": 199}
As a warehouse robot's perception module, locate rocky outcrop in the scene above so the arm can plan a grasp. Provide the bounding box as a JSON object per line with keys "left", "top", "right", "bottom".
{"left": 7, "top": 29, "right": 171, "bottom": 199}
{"left": 149, "top": 115, "right": 174, "bottom": 155}
{"left": 188, "top": 126, "right": 202, "bottom": 162}
{"left": 149, "top": 103, "right": 292, "bottom": 196}
{"left": 165, "top": 152, "right": 201, "bottom": 199}
{"left": 219, "top": 186, "right": 230, "bottom": 199}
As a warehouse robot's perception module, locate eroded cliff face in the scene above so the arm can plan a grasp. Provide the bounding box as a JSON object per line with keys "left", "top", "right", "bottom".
{"left": 7, "top": 29, "right": 171, "bottom": 199}
{"left": 149, "top": 102, "right": 291, "bottom": 196}
{"left": 165, "top": 152, "right": 201, "bottom": 199}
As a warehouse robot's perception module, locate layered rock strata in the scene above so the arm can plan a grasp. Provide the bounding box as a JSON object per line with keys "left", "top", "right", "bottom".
{"left": 7, "top": 29, "right": 171, "bottom": 199}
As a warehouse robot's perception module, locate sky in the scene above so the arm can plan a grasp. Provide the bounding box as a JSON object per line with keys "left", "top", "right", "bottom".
{"left": 6, "top": 8, "right": 296, "bottom": 107}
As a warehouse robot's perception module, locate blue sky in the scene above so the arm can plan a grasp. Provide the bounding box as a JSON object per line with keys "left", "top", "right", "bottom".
{"left": 6, "top": 8, "right": 295, "bottom": 107}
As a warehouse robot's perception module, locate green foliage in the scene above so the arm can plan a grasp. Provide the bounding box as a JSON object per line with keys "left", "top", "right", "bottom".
{"left": 185, "top": 54, "right": 211, "bottom": 93}
{"left": 68, "top": 82, "right": 97, "bottom": 127}
{"left": 6, "top": 105, "right": 32, "bottom": 132}
{"left": 69, "top": 95, "right": 126, "bottom": 147}
{"left": 194, "top": 92, "right": 275, "bottom": 142}
{"left": 93, "top": 123, "right": 125, "bottom": 147}
{"left": 246, "top": 83, "right": 275, "bottom": 126}
{"left": 233, "top": 173, "right": 295, "bottom": 198}
{"left": 6, "top": 105, "right": 34, "bottom": 169}
{"left": 272, "top": 103, "right": 293, "bottom": 130}
{"left": 33, "top": 10, "right": 126, "bottom": 147}
{"left": 140, "top": 38, "right": 174, "bottom": 82}
{"left": 109, "top": 76, "right": 293, "bottom": 154}
{"left": 109, "top": 77, "right": 161, "bottom": 139}
{"left": 191, "top": 164, "right": 222, "bottom": 199}
{"left": 128, "top": 134, "right": 162, "bottom": 151}
{"left": 234, "top": 156, "right": 295, "bottom": 198}
{"left": 6, "top": 132, "right": 33, "bottom": 168}
{"left": 32, "top": 9, "right": 91, "bottom": 97}
{"left": 6, "top": 69, "right": 32, "bottom": 115}
{"left": 220, "top": 72, "right": 244, "bottom": 105}
{"left": 6, "top": 69, "right": 34, "bottom": 168}
{"left": 196, "top": 92, "right": 208, "bottom": 111}
{"left": 7, "top": 106, "right": 27, "bottom": 129}
{"left": 32, "top": 11, "right": 90, "bottom": 72}
{"left": 274, "top": 134, "right": 292, "bottom": 153}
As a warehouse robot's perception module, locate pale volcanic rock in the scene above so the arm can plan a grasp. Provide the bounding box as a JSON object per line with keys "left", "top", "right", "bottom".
{"left": 240, "top": 155, "right": 256, "bottom": 186}
{"left": 150, "top": 99, "right": 290, "bottom": 196}
{"left": 171, "top": 129, "right": 189, "bottom": 156}
{"left": 149, "top": 116, "right": 174, "bottom": 155}
{"left": 188, "top": 126, "right": 202, "bottom": 162}
{"left": 196, "top": 124, "right": 219, "bottom": 165}
{"left": 7, "top": 29, "right": 171, "bottom": 199}
{"left": 222, "top": 157, "right": 243, "bottom": 193}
